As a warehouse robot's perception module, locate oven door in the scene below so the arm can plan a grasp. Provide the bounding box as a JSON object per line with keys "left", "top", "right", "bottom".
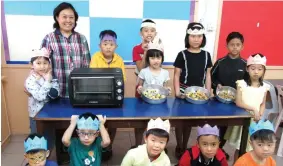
{"left": 70, "top": 76, "right": 114, "bottom": 104}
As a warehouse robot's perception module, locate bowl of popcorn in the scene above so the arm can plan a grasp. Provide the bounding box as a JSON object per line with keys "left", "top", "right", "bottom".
{"left": 216, "top": 86, "right": 236, "bottom": 104}
{"left": 184, "top": 86, "right": 210, "bottom": 104}
{"left": 141, "top": 84, "right": 169, "bottom": 104}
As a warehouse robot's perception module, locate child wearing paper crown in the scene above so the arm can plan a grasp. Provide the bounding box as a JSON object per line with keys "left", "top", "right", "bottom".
{"left": 121, "top": 118, "right": 171, "bottom": 166}
{"left": 234, "top": 119, "right": 276, "bottom": 166}
{"left": 24, "top": 133, "right": 58, "bottom": 166}
{"left": 178, "top": 124, "right": 228, "bottom": 166}
{"left": 137, "top": 38, "right": 170, "bottom": 94}
{"left": 62, "top": 112, "right": 110, "bottom": 166}
{"left": 89, "top": 29, "right": 126, "bottom": 81}
{"left": 24, "top": 48, "right": 60, "bottom": 133}
{"left": 224, "top": 53, "right": 270, "bottom": 162}
{"left": 173, "top": 22, "right": 213, "bottom": 158}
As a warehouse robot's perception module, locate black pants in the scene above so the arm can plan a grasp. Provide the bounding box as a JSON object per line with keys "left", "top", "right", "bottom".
{"left": 219, "top": 126, "right": 228, "bottom": 148}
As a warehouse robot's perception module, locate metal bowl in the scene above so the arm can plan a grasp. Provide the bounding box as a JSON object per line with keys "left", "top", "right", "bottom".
{"left": 184, "top": 86, "right": 210, "bottom": 104}
{"left": 141, "top": 84, "right": 169, "bottom": 104}
{"left": 216, "top": 86, "right": 236, "bottom": 104}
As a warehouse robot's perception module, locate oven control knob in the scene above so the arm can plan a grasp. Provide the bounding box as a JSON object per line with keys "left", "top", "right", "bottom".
{"left": 116, "top": 80, "right": 122, "bottom": 86}
{"left": 117, "top": 89, "right": 122, "bottom": 93}
{"left": 117, "top": 95, "right": 123, "bottom": 100}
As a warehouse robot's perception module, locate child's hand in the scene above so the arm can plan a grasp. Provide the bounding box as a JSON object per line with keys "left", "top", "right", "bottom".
{"left": 253, "top": 111, "right": 261, "bottom": 121}
{"left": 176, "top": 91, "right": 185, "bottom": 99}
{"left": 142, "top": 42, "right": 149, "bottom": 51}
{"left": 45, "top": 70, "right": 53, "bottom": 82}
{"left": 165, "top": 87, "right": 171, "bottom": 95}
{"left": 137, "top": 85, "right": 143, "bottom": 94}
{"left": 70, "top": 115, "right": 79, "bottom": 125}
{"left": 97, "top": 115, "right": 106, "bottom": 125}
{"left": 217, "top": 84, "right": 222, "bottom": 90}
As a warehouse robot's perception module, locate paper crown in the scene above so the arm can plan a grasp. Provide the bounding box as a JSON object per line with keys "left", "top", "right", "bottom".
{"left": 77, "top": 117, "right": 100, "bottom": 130}
{"left": 24, "top": 136, "right": 47, "bottom": 153}
{"left": 249, "top": 119, "right": 274, "bottom": 136}
{"left": 148, "top": 37, "right": 164, "bottom": 52}
{"left": 187, "top": 24, "right": 205, "bottom": 35}
{"left": 247, "top": 54, "right": 267, "bottom": 66}
{"left": 197, "top": 124, "right": 219, "bottom": 137}
{"left": 147, "top": 118, "right": 170, "bottom": 133}
{"left": 31, "top": 48, "right": 50, "bottom": 59}
{"left": 141, "top": 22, "right": 156, "bottom": 29}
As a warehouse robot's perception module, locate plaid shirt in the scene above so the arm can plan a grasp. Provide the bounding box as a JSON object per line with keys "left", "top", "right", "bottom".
{"left": 41, "top": 29, "right": 91, "bottom": 98}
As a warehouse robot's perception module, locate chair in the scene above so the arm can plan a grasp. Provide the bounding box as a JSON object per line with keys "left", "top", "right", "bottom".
{"left": 263, "top": 81, "right": 279, "bottom": 123}
{"left": 276, "top": 85, "right": 283, "bottom": 157}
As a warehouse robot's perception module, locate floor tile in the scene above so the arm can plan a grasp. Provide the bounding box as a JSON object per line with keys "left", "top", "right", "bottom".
{"left": 1, "top": 153, "right": 25, "bottom": 166}
{"left": 3, "top": 142, "right": 24, "bottom": 154}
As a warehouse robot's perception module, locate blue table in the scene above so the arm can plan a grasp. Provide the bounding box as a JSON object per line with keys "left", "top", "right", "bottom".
{"left": 35, "top": 98, "right": 251, "bottom": 161}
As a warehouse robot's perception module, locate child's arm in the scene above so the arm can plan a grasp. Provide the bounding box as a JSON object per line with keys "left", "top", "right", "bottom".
{"left": 137, "top": 79, "right": 144, "bottom": 94}
{"left": 89, "top": 54, "right": 98, "bottom": 68}
{"left": 120, "top": 60, "right": 126, "bottom": 81}
{"left": 132, "top": 46, "right": 144, "bottom": 72}
{"left": 211, "top": 60, "right": 222, "bottom": 89}
{"left": 62, "top": 115, "right": 78, "bottom": 147}
{"left": 205, "top": 68, "right": 212, "bottom": 92}
{"left": 259, "top": 91, "right": 268, "bottom": 117}
{"left": 121, "top": 151, "right": 135, "bottom": 166}
{"left": 178, "top": 150, "right": 191, "bottom": 166}
{"left": 97, "top": 115, "right": 111, "bottom": 148}
{"left": 25, "top": 76, "right": 52, "bottom": 101}
{"left": 235, "top": 87, "right": 260, "bottom": 120}
{"left": 174, "top": 68, "right": 185, "bottom": 98}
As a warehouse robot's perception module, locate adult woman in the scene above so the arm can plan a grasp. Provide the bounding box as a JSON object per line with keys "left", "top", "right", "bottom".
{"left": 41, "top": 2, "right": 90, "bottom": 98}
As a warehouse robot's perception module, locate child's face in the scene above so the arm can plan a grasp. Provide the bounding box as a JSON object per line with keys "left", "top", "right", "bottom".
{"left": 99, "top": 40, "right": 117, "bottom": 59}
{"left": 77, "top": 129, "right": 99, "bottom": 146}
{"left": 25, "top": 150, "right": 49, "bottom": 166}
{"left": 144, "top": 134, "right": 167, "bottom": 157}
{"left": 197, "top": 135, "right": 220, "bottom": 159}
{"left": 251, "top": 140, "right": 276, "bottom": 159}
{"left": 140, "top": 27, "right": 157, "bottom": 42}
{"left": 227, "top": 38, "right": 243, "bottom": 57}
{"left": 247, "top": 64, "right": 265, "bottom": 81}
{"left": 188, "top": 34, "right": 203, "bottom": 48}
{"left": 32, "top": 57, "right": 50, "bottom": 76}
{"left": 149, "top": 56, "right": 162, "bottom": 69}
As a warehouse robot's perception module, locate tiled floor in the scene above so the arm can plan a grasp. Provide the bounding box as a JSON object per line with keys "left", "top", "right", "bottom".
{"left": 2, "top": 128, "right": 283, "bottom": 166}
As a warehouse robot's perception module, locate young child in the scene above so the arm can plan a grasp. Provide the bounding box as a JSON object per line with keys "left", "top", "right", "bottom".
{"left": 62, "top": 112, "right": 110, "bottom": 166}
{"left": 211, "top": 32, "right": 246, "bottom": 158}
{"left": 133, "top": 19, "right": 160, "bottom": 75}
{"left": 121, "top": 118, "right": 171, "bottom": 166}
{"left": 225, "top": 53, "right": 270, "bottom": 162}
{"left": 90, "top": 29, "right": 126, "bottom": 81}
{"left": 234, "top": 119, "right": 276, "bottom": 166}
{"left": 24, "top": 133, "right": 58, "bottom": 166}
{"left": 24, "top": 48, "right": 60, "bottom": 133}
{"left": 178, "top": 124, "right": 228, "bottom": 166}
{"left": 173, "top": 22, "right": 212, "bottom": 158}
{"left": 137, "top": 37, "right": 169, "bottom": 94}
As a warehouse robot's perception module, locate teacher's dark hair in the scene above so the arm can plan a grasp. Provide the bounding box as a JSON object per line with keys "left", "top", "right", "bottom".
{"left": 53, "top": 2, "right": 78, "bottom": 30}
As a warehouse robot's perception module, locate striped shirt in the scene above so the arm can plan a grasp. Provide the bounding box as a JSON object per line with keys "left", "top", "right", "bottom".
{"left": 41, "top": 29, "right": 91, "bottom": 98}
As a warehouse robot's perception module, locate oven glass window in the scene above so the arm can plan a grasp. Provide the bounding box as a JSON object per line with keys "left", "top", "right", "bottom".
{"left": 72, "top": 78, "right": 113, "bottom": 100}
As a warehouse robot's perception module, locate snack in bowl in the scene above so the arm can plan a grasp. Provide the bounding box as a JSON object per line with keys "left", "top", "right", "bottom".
{"left": 143, "top": 89, "right": 166, "bottom": 100}
{"left": 186, "top": 90, "right": 208, "bottom": 100}
{"left": 218, "top": 90, "right": 235, "bottom": 100}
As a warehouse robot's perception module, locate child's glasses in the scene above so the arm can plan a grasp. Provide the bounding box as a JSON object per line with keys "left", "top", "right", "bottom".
{"left": 76, "top": 130, "right": 99, "bottom": 137}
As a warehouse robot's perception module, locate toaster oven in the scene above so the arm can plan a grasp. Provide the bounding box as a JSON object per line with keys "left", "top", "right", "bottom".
{"left": 68, "top": 68, "right": 124, "bottom": 107}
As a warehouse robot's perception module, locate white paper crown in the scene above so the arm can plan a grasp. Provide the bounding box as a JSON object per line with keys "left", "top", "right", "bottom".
{"left": 147, "top": 118, "right": 170, "bottom": 133}
{"left": 148, "top": 36, "right": 164, "bottom": 52}
{"left": 77, "top": 117, "right": 100, "bottom": 130}
{"left": 247, "top": 54, "right": 267, "bottom": 66}
{"left": 31, "top": 47, "right": 50, "bottom": 59}
{"left": 141, "top": 22, "right": 156, "bottom": 29}
{"left": 24, "top": 136, "right": 47, "bottom": 153}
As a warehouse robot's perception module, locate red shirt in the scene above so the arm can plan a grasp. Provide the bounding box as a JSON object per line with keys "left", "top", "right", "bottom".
{"left": 132, "top": 44, "right": 144, "bottom": 62}
{"left": 178, "top": 145, "right": 228, "bottom": 166}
